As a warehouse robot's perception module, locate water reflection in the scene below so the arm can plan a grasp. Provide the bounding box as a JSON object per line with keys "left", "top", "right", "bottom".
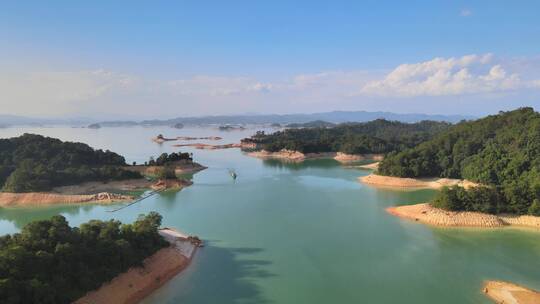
{"left": 142, "top": 244, "right": 275, "bottom": 304}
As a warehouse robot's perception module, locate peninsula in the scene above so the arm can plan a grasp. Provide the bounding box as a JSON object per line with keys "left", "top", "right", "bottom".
{"left": 75, "top": 227, "right": 201, "bottom": 304}
{"left": 483, "top": 281, "right": 540, "bottom": 304}
{"left": 0, "top": 134, "right": 205, "bottom": 207}
{"left": 361, "top": 108, "right": 540, "bottom": 227}
{"left": 242, "top": 119, "right": 449, "bottom": 162}
{"left": 0, "top": 212, "right": 201, "bottom": 304}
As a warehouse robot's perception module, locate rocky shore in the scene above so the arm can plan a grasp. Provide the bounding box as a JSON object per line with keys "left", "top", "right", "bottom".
{"left": 356, "top": 162, "right": 380, "bottom": 170}
{"left": 247, "top": 149, "right": 383, "bottom": 163}
{"left": 359, "top": 173, "right": 479, "bottom": 189}
{"left": 483, "top": 280, "right": 540, "bottom": 303}
{"left": 387, "top": 203, "right": 540, "bottom": 228}
{"left": 0, "top": 192, "right": 133, "bottom": 207}
{"left": 0, "top": 177, "right": 195, "bottom": 208}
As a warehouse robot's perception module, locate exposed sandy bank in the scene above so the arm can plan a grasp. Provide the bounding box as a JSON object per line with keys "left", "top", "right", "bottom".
{"left": 247, "top": 149, "right": 383, "bottom": 163}
{"left": 0, "top": 192, "right": 133, "bottom": 207}
{"left": 53, "top": 179, "right": 153, "bottom": 194}
{"left": 387, "top": 203, "right": 540, "bottom": 228}
{"left": 126, "top": 162, "right": 207, "bottom": 175}
{"left": 334, "top": 152, "right": 383, "bottom": 163}
{"left": 483, "top": 281, "right": 540, "bottom": 304}
{"left": 75, "top": 228, "right": 198, "bottom": 304}
{"left": 0, "top": 178, "right": 193, "bottom": 208}
{"left": 359, "top": 174, "right": 480, "bottom": 190}
{"left": 356, "top": 162, "right": 380, "bottom": 170}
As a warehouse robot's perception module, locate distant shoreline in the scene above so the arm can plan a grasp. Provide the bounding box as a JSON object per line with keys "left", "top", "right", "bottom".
{"left": 247, "top": 149, "right": 383, "bottom": 163}
{"left": 387, "top": 203, "right": 540, "bottom": 229}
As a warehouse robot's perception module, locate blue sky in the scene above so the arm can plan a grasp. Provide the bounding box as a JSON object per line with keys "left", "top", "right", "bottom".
{"left": 1, "top": 1, "right": 539, "bottom": 118}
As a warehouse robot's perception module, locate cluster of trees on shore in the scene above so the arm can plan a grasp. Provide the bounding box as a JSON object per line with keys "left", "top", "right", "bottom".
{"left": 147, "top": 152, "right": 192, "bottom": 166}
{"left": 0, "top": 212, "right": 168, "bottom": 304}
{"left": 0, "top": 134, "right": 141, "bottom": 192}
{"left": 378, "top": 108, "right": 540, "bottom": 215}
{"left": 243, "top": 119, "right": 450, "bottom": 154}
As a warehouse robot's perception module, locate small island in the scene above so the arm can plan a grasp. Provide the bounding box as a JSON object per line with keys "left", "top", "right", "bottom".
{"left": 0, "top": 134, "right": 205, "bottom": 207}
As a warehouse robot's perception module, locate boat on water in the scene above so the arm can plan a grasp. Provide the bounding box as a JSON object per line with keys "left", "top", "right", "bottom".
{"left": 229, "top": 170, "right": 237, "bottom": 179}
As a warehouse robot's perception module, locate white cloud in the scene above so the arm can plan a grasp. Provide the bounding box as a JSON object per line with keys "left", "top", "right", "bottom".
{"left": 0, "top": 54, "right": 539, "bottom": 117}
{"left": 360, "top": 54, "right": 536, "bottom": 97}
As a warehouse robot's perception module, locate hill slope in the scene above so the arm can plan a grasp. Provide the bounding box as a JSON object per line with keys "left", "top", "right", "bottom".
{"left": 243, "top": 119, "right": 450, "bottom": 154}
{"left": 0, "top": 134, "right": 140, "bottom": 192}
{"left": 378, "top": 108, "right": 540, "bottom": 215}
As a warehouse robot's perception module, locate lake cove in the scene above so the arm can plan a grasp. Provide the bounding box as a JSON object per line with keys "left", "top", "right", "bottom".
{"left": 1, "top": 127, "right": 539, "bottom": 304}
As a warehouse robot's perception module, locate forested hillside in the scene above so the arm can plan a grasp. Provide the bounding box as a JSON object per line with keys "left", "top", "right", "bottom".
{"left": 0, "top": 212, "right": 168, "bottom": 304}
{"left": 0, "top": 134, "right": 140, "bottom": 192}
{"left": 243, "top": 119, "right": 450, "bottom": 154}
{"left": 378, "top": 108, "right": 540, "bottom": 215}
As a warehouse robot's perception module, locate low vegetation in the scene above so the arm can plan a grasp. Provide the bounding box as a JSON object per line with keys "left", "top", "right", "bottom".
{"left": 0, "top": 134, "right": 140, "bottom": 193}
{"left": 379, "top": 108, "right": 540, "bottom": 215}
{"left": 243, "top": 119, "right": 450, "bottom": 154}
{"left": 0, "top": 212, "right": 168, "bottom": 304}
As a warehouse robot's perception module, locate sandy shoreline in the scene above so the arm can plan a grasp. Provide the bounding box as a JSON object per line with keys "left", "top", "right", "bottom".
{"left": 0, "top": 192, "right": 134, "bottom": 207}
{"left": 75, "top": 228, "right": 198, "bottom": 304}
{"left": 387, "top": 203, "right": 540, "bottom": 228}
{"left": 356, "top": 162, "right": 380, "bottom": 170}
{"left": 247, "top": 149, "right": 383, "bottom": 163}
{"left": 0, "top": 177, "right": 194, "bottom": 208}
{"left": 483, "top": 280, "right": 540, "bottom": 303}
{"left": 359, "top": 173, "right": 479, "bottom": 190}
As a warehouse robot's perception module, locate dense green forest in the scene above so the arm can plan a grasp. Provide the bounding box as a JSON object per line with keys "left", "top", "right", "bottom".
{"left": 0, "top": 212, "right": 168, "bottom": 304}
{"left": 147, "top": 152, "right": 192, "bottom": 166}
{"left": 378, "top": 108, "right": 540, "bottom": 215}
{"left": 285, "top": 120, "right": 336, "bottom": 128}
{"left": 243, "top": 119, "right": 451, "bottom": 154}
{"left": 0, "top": 134, "right": 140, "bottom": 192}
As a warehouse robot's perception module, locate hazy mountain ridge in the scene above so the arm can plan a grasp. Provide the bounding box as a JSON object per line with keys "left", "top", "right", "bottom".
{"left": 103, "top": 111, "right": 474, "bottom": 127}
{"left": 0, "top": 111, "right": 474, "bottom": 127}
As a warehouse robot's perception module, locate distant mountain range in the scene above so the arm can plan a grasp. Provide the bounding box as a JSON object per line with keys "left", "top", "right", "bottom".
{"left": 0, "top": 111, "right": 475, "bottom": 128}
{"left": 100, "top": 111, "right": 474, "bottom": 127}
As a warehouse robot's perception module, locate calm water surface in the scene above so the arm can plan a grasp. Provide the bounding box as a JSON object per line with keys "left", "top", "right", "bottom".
{"left": 1, "top": 127, "right": 539, "bottom": 304}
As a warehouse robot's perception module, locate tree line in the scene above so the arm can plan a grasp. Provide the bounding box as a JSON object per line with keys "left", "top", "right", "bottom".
{"left": 0, "top": 212, "right": 168, "bottom": 304}
{"left": 0, "top": 134, "right": 141, "bottom": 192}
{"left": 378, "top": 108, "right": 540, "bottom": 215}
{"left": 243, "top": 119, "right": 451, "bottom": 154}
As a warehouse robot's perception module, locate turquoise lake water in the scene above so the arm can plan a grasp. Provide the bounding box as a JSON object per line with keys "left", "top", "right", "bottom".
{"left": 1, "top": 127, "right": 539, "bottom": 303}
